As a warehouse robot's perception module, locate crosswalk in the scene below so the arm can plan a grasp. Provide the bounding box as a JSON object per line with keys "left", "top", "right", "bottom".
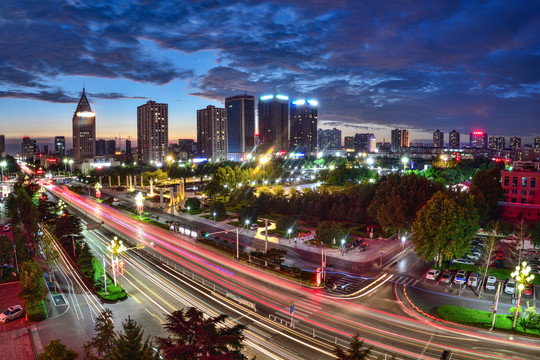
{"left": 392, "top": 275, "right": 421, "bottom": 286}
{"left": 325, "top": 274, "right": 369, "bottom": 295}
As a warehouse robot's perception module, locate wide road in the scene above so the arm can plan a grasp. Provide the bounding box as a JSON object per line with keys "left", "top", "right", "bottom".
{"left": 45, "top": 183, "right": 540, "bottom": 360}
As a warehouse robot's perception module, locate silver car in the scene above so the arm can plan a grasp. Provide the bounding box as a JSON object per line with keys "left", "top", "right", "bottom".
{"left": 485, "top": 276, "right": 497, "bottom": 291}
{"left": 0, "top": 305, "right": 24, "bottom": 323}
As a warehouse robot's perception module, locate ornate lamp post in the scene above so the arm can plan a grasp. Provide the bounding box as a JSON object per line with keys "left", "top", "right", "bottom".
{"left": 135, "top": 192, "right": 144, "bottom": 219}
{"left": 0, "top": 160, "right": 6, "bottom": 181}
{"left": 68, "top": 159, "right": 73, "bottom": 174}
{"left": 401, "top": 157, "right": 409, "bottom": 173}
{"left": 94, "top": 182, "right": 102, "bottom": 199}
{"left": 511, "top": 261, "right": 535, "bottom": 329}
{"left": 106, "top": 236, "right": 127, "bottom": 287}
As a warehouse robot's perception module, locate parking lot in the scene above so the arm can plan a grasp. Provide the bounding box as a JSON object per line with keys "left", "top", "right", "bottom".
{"left": 0, "top": 282, "right": 34, "bottom": 360}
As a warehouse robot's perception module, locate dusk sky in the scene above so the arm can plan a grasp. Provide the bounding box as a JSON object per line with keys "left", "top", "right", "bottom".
{"left": 1, "top": 0, "right": 540, "bottom": 154}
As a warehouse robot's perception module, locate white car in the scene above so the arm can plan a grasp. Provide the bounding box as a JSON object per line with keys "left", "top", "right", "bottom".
{"left": 425, "top": 269, "right": 441, "bottom": 280}
{"left": 0, "top": 305, "right": 24, "bottom": 323}
{"left": 249, "top": 224, "right": 259, "bottom": 230}
{"left": 485, "top": 276, "right": 497, "bottom": 291}
{"left": 504, "top": 279, "right": 516, "bottom": 295}
{"left": 467, "top": 272, "right": 482, "bottom": 287}
{"left": 453, "top": 270, "right": 468, "bottom": 285}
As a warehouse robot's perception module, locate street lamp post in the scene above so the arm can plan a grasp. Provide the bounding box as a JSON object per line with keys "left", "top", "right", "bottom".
{"left": 69, "top": 159, "right": 73, "bottom": 174}
{"left": 213, "top": 212, "right": 217, "bottom": 222}
{"left": 287, "top": 228, "right": 292, "bottom": 244}
{"left": 0, "top": 160, "right": 6, "bottom": 181}
{"left": 135, "top": 192, "right": 144, "bottom": 219}
{"left": 401, "top": 236, "right": 406, "bottom": 249}
{"left": 341, "top": 239, "right": 345, "bottom": 256}
{"left": 511, "top": 261, "right": 535, "bottom": 329}
{"left": 401, "top": 157, "right": 409, "bottom": 173}
{"left": 245, "top": 219, "right": 250, "bottom": 230}
{"left": 187, "top": 206, "right": 190, "bottom": 215}
{"left": 106, "top": 236, "right": 127, "bottom": 287}
{"left": 63, "top": 158, "right": 68, "bottom": 173}
{"left": 94, "top": 182, "right": 102, "bottom": 200}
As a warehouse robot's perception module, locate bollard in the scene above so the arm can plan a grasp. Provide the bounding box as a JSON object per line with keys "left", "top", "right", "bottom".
{"left": 313, "top": 329, "right": 315, "bottom": 337}
{"left": 335, "top": 337, "right": 338, "bottom": 344}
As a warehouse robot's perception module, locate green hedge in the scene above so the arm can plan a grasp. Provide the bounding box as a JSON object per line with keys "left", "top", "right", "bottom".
{"left": 26, "top": 300, "right": 47, "bottom": 322}
{"left": 90, "top": 257, "right": 127, "bottom": 302}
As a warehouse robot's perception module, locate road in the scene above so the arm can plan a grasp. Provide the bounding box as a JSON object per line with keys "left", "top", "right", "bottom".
{"left": 44, "top": 182, "right": 540, "bottom": 360}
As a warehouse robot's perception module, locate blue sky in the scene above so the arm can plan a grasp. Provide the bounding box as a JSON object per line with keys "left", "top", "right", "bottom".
{"left": 1, "top": 0, "right": 540, "bottom": 154}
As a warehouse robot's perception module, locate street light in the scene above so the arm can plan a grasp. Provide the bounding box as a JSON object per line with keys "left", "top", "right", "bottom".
{"left": 401, "top": 157, "right": 409, "bottom": 173}
{"left": 135, "top": 192, "right": 144, "bottom": 219}
{"left": 287, "top": 228, "right": 292, "bottom": 244}
{"left": 106, "top": 236, "right": 127, "bottom": 287}
{"left": 213, "top": 212, "right": 217, "bottom": 222}
{"left": 0, "top": 160, "right": 6, "bottom": 180}
{"left": 94, "top": 182, "right": 102, "bottom": 199}
{"left": 510, "top": 261, "right": 535, "bottom": 329}
{"left": 401, "top": 236, "right": 406, "bottom": 249}
{"left": 187, "top": 206, "right": 191, "bottom": 215}
{"left": 245, "top": 219, "right": 250, "bottom": 230}
{"left": 69, "top": 159, "right": 73, "bottom": 174}
{"left": 63, "top": 158, "right": 68, "bottom": 173}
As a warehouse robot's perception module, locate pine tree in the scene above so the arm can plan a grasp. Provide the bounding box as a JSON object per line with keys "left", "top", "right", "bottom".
{"left": 112, "top": 316, "right": 158, "bottom": 360}
{"left": 37, "top": 339, "right": 78, "bottom": 360}
{"left": 334, "top": 333, "right": 372, "bottom": 360}
{"left": 84, "top": 309, "right": 116, "bottom": 360}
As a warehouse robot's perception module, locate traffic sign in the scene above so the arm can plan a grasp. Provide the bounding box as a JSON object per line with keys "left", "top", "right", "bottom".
{"left": 290, "top": 300, "right": 295, "bottom": 315}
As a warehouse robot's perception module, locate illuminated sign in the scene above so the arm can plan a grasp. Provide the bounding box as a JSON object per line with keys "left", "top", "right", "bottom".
{"left": 307, "top": 99, "right": 318, "bottom": 106}
{"left": 46, "top": 158, "right": 57, "bottom": 162}
{"left": 36, "top": 169, "right": 44, "bottom": 175}
{"left": 192, "top": 158, "right": 208, "bottom": 163}
{"left": 276, "top": 94, "right": 289, "bottom": 100}
{"left": 292, "top": 99, "right": 305, "bottom": 105}
{"left": 76, "top": 111, "right": 95, "bottom": 117}
{"left": 472, "top": 131, "right": 484, "bottom": 135}
{"left": 260, "top": 95, "right": 273, "bottom": 100}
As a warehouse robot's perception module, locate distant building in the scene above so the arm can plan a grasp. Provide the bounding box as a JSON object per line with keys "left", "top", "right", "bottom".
{"left": 43, "top": 145, "right": 49, "bottom": 155}
{"left": 488, "top": 136, "right": 505, "bottom": 151}
{"left": 258, "top": 94, "right": 289, "bottom": 153}
{"left": 500, "top": 169, "right": 540, "bottom": 221}
{"left": 225, "top": 94, "right": 255, "bottom": 155}
{"left": 178, "top": 139, "right": 196, "bottom": 154}
{"left": 137, "top": 100, "right": 169, "bottom": 165}
{"left": 401, "top": 130, "right": 409, "bottom": 148}
{"left": 344, "top": 136, "right": 354, "bottom": 149}
{"left": 470, "top": 130, "right": 488, "bottom": 149}
{"left": 535, "top": 137, "right": 540, "bottom": 149}
{"left": 96, "top": 139, "right": 106, "bottom": 156}
{"left": 391, "top": 129, "right": 410, "bottom": 151}
{"left": 106, "top": 139, "right": 116, "bottom": 155}
{"left": 197, "top": 105, "right": 227, "bottom": 161}
{"left": 449, "top": 130, "right": 460, "bottom": 149}
{"left": 125, "top": 139, "right": 132, "bottom": 155}
{"left": 289, "top": 99, "right": 318, "bottom": 154}
{"left": 72, "top": 88, "right": 96, "bottom": 162}
{"left": 510, "top": 136, "right": 522, "bottom": 151}
{"left": 317, "top": 128, "right": 342, "bottom": 151}
{"left": 54, "top": 136, "right": 65, "bottom": 157}
{"left": 354, "top": 133, "right": 376, "bottom": 152}
{"left": 0, "top": 134, "right": 4, "bottom": 156}
{"left": 22, "top": 136, "right": 36, "bottom": 161}
{"left": 433, "top": 129, "right": 444, "bottom": 148}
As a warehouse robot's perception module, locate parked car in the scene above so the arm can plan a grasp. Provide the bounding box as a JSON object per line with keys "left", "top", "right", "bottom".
{"left": 440, "top": 271, "right": 453, "bottom": 284}
{"left": 467, "top": 272, "right": 482, "bottom": 287}
{"left": 485, "top": 276, "right": 497, "bottom": 291}
{"left": 504, "top": 279, "right": 516, "bottom": 295}
{"left": 453, "top": 270, "right": 468, "bottom": 285}
{"left": 466, "top": 253, "right": 480, "bottom": 262}
{"left": 453, "top": 256, "right": 475, "bottom": 265}
{"left": 426, "top": 269, "right": 441, "bottom": 281}
{"left": 470, "top": 247, "right": 482, "bottom": 256}
{"left": 2, "top": 225, "right": 9, "bottom": 232}
{"left": 523, "top": 284, "right": 534, "bottom": 296}
{"left": 472, "top": 240, "right": 485, "bottom": 248}
{"left": 0, "top": 305, "right": 24, "bottom": 323}
{"left": 249, "top": 224, "right": 259, "bottom": 230}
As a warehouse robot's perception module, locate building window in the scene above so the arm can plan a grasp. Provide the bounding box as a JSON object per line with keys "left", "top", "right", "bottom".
{"left": 522, "top": 177, "right": 528, "bottom": 187}
{"left": 511, "top": 198, "right": 517, "bottom": 203}
{"left": 521, "top": 190, "right": 527, "bottom": 195}
{"left": 512, "top": 189, "right": 517, "bottom": 195}
{"left": 504, "top": 177, "right": 509, "bottom": 186}
{"left": 521, "top": 199, "right": 527, "bottom": 204}
{"left": 531, "top": 191, "right": 536, "bottom": 196}
{"left": 512, "top": 177, "right": 518, "bottom": 186}
{"left": 532, "top": 178, "right": 536, "bottom": 188}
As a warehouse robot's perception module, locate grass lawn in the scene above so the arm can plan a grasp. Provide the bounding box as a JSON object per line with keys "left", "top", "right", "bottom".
{"left": 437, "top": 305, "right": 540, "bottom": 336}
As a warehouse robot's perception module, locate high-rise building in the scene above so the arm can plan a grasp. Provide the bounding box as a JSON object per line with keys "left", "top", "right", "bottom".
{"left": 535, "top": 137, "right": 540, "bottom": 149}
{"left": 96, "top": 139, "right": 106, "bottom": 156}
{"left": 401, "top": 130, "right": 409, "bottom": 148}
{"left": 225, "top": 94, "right": 255, "bottom": 155}
{"left": 258, "top": 94, "right": 289, "bottom": 152}
{"left": 510, "top": 136, "right": 522, "bottom": 151}
{"left": 289, "top": 99, "right": 318, "bottom": 154}
{"left": 137, "top": 100, "right": 169, "bottom": 164}
{"left": 449, "top": 130, "right": 460, "bottom": 149}
{"left": 72, "top": 88, "right": 96, "bottom": 162}
{"left": 125, "top": 139, "right": 132, "bottom": 155}
{"left": 22, "top": 136, "right": 36, "bottom": 160}
{"left": 470, "top": 130, "right": 488, "bottom": 149}
{"left": 317, "top": 128, "right": 342, "bottom": 151}
{"left": 344, "top": 136, "right": 354, "bottom": 149}
{"left": 54, "top": 136, "right": 65, "bottom": 156}
{"left": 0, "top": 134, "right": 5, "bottom": 156}
{"left": 354, "top": 133, "right": 376, "bottom": 152}
{"left": 106, "top": 140, "right": 116, "bottom": 155}
{"left": 43, "top": 145, "right": 49, "bottom": 155}
{"left": 433, "top": 129, "right": 444, "bottom": 148}
{"left": 488, "top": 136, "right": 505, "bottom": 151}
{"left": 391, "top": 129, "right": 401, "bottom": 152}
{"left": 197, "top": 105, "right": 227, "bottom": 161}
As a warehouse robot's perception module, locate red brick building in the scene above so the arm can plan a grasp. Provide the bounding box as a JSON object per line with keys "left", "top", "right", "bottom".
{"left": 500, "top": 169, "right": 540, "bottom": 221}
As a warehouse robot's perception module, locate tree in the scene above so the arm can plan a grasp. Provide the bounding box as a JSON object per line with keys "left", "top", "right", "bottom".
{"left": 530, "top": 219, "right": 540, "bottom": 246}
{"left": 19, "top": 260, "right": 47, "bottom": 305}
{"left": 113, "top": 316, "right": 159, "bottom": 360}
{"left": 412, "top": 191, "right": 479, "bottom": 266}
{"left": 334, "top": 333, "right": 372, "bottom": 360}
{"left": 84, "top": 309, "right": 117, "bottom": 360}
{"left": 77, "top": 241, "right": 95, "bottom": 279}
{"left": 0, "top": 235, "right": 13, "bottom": 278}
{"left": 316, "top": 221, "right": 348, "bottom": 245}
{"left": 470, "top": 168, "right": 503, "bottom": 221}
{"left": 37, "top": 339, "right": 78, "bottom": 360}
{"left": 39, "top": 232, "right": 59, "bottom": 283}
{"left": 185, "top": 197, "right": 201, "bottom": 211}
{"left": 477, "top": 225, "right": 500, "bottom": 299}
{"left": 156, "top": 307, "right": 247, "bottom": 360}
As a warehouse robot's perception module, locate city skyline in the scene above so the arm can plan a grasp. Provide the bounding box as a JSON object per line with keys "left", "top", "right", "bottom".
{"left": 1, "top": 1, "right": 539, "bottom": 155}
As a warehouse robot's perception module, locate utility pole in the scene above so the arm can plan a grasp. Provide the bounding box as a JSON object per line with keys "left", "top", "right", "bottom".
{"left": 236, "top": 228, "right": 239, "bottom": 259}
{"left": 490, "top": 282, "right": 501, "bottom": 331}
{"left": 264, "top": 218, "right": 268, "bottom": 267}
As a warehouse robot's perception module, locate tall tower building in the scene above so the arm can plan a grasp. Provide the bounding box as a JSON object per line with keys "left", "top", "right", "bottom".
{"left": 433, "top": 129, "right": 444, "bottom": 148}
{"left": 225, "top": 94, "right": 255, "bottom": 156}
{"left": 535, "top": 137, "right": 540, "bottom": 149}
{"left": 344, "top": 136, "right": 354, "bottom": 149}
{"left": 258, "top": 94, "right": 289, "bottom": 153}
{"left": 22, "top": 136, "right": 36, "bottom": 161}
{"left": 54, "top": 136, "right": 65, "bottom": 157}
{"left": 0, "top": 134, "right": 5, "bottom": 156}
{"left": 391, "top": 129, "right": 402, "bottom": 152}
{"left": 106, "top": 140, "right": 116, "bottom": 155}
{"left": 137, "top": 100, "right": 168, "bottom": 165}
{"left": 510, "top": 136, "right": 521, "bottom": 151}
{"left": 197, "top": 105, "right": 227, "bottom": 162}
{"left": 317, "top": 128, "right": 342, "bottom": 151}
{"left": 470, "top": 130, "right": 488, "bottom": 149}
{"left": 125, "top": 139, "right": 132, "bottom": 155}
{"left": 449, "top": 130, "right": 460, "bottom": 149}
{"left": 290, "top": 99, "right": 318, "bottom": 154}
{"left": 72, "top": 88, "right": 96, "bottom": 162}
{"left": 401, "top": 130, "right": 409, "bottom": 148}
{"left": 488, "top": 136, "right": 505, "bottom": 151}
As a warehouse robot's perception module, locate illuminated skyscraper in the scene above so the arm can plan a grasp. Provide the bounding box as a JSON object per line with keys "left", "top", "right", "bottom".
{"left": 290, "top": 99, "right": 318, "bottom": 154}
{"left": 137, "top": 100, "right": 168, "bottom": 164}
{"left": 72, "top": 88, "right": 96, "bottom": 162}
{"left": 433, "top": 129, "right": 444, "bottom": 148}
{"left": 258, "top": 94, "right": 289, "bottom": 152}
{"left": 22, "top": 136, "right": 36, "bottom": 161}
{"left": 344, "top": 136, "right": 354, "bottom": 149}
{"left": 449, "top": 130, "right": 460, "bottom": 149}
{"left": 535, "top": 137, "right": 540, "bottom": 149}
{"left": 391, "top": 129, "right": 401, "bottom": 152}
{"left": 225, "top": 94, "right": 255, "bottom": 155}
{"left": 488, "top": 136, "right": 505, "bottom": 151}
{"left": 197, "top": 105, "right": 227, "bottom": 161}
{"left": 54, "top": 136, "right": 65, "bottom": 157}
{"left": 470, "top": 130, "right": 488, "bottom": 148}
{"left": 510, "top": 136, "right": 521, "bottom": 150}
{"left": 318, "top": 128, "right": 342, "bottom": 150}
